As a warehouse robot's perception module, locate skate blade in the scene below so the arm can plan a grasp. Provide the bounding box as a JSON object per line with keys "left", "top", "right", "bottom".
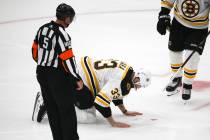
{"left": 32, "top": 92, "right": 41, "bottom": 121}
{"left": 166, "top": 88, "right": 181, "bottom": 96}
{"left": 183, "top": 99, "right": 190, "bottom": 105}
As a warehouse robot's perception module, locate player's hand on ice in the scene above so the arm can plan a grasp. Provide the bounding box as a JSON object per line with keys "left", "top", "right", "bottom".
{"left": 76, "top": 80, "right": 83, "bottom": 90}
{"left": 107, "top": 116, "right": 131, "bottom": 128}
{"left": 111, "top": 121, "right": 131, "bottom": 128}
{"left": 124, "top": 110, "right": 143, "bottom": 116}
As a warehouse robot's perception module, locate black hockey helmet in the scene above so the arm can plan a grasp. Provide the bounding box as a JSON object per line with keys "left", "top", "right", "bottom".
{"left": 56, "top": 3, "right": 75, "bottom": 20}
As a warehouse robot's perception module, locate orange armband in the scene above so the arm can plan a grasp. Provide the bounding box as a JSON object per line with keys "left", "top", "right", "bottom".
{"left": 59, "top": 49, "right": 74, "bottom": 60}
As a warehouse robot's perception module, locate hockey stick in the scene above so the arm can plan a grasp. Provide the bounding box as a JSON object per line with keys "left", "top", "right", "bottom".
{"left": 163, "top": 30, "right": 210, "bottom": 92}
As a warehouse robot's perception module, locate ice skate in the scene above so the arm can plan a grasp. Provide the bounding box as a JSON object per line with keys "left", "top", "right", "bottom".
{"left": 182, "top": 83, "right": 192, "bottom": 101}
{"left": 166, "top": 77, "right": 182, "bottom": 96}
{"left": 32, "top": 92, "right": 46, "bottom": 122}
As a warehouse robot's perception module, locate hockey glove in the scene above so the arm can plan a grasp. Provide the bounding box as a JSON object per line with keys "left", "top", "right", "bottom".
{"left": 157, "top": 7, "right": 171, "bottom": 35}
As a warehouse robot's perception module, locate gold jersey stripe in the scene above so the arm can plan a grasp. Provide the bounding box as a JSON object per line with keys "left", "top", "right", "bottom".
{"left": 121, "top": 65, "right": 130, "bottom": 80}
{"left": 80, "top": 57, "right": 95, "bottom": 96}
{"left": 174, "top": 11, "right": 209, "bottom": 27}
{"left": 86, "top": 57, "right": 100, "bottom": 93}
{"left": 161, "top": 1, "right": 174, "bottom": 9}
{"left": 95, "top": 96, "right": 109, "bottom": 107}
{"left": 99, "top": 91, "right": 111, "bottom": 102}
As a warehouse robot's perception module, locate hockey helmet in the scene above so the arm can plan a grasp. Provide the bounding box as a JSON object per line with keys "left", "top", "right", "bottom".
{"left": 56, "top": 3, "right": 75, "bottom": 20}
{"left": 132, "top": 68, "right": 151, "bottom": 89}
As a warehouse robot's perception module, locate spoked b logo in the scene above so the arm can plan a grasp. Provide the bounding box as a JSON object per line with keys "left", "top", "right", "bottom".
{"left": 181, "top": 0, "right": 199, "bottom": 18}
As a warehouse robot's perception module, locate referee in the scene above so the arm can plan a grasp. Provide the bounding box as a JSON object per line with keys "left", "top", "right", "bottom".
{"left": 32, "top": 3, "right": 83, "bottom": 140}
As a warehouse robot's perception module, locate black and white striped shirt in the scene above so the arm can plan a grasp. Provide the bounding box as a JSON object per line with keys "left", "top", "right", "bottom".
{"left": 32, "top": 21, "right": 80, "bottom": 79}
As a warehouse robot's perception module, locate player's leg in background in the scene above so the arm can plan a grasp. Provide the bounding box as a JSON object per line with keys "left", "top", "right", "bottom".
{"left": 183, "top": 28, "right": 208, "bottom": 100}
{"left": 166, "top": 18, "right": 185, "bottom": 95}
{"left": 74, "top": 85, "right": 96, "bottom": 123}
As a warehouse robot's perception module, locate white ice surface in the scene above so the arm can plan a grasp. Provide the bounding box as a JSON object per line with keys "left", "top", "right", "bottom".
{"left": 0, "top": 0, "right": 210, "bottom": 140}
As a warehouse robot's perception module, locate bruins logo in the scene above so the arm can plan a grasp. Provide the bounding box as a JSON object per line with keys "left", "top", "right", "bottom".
{"left": 181, "top": 0, "right": 199, "bottom": 18}
{"left": 111, "top": 88, "right": 120, "bottom": 99}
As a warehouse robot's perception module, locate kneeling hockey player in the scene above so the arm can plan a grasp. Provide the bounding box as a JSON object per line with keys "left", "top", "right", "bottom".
{"left": 32, "top": 56, "right": 151, "bottom": 128}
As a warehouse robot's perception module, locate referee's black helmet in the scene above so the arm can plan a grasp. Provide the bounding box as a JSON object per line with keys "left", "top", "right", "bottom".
{"left": 56, "top": 3, "right": 75, "bottom": 20}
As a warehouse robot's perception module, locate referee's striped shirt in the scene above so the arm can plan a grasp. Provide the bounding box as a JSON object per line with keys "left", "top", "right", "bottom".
{"left": 32, "top": 21, "right": 80, "bottom": 79}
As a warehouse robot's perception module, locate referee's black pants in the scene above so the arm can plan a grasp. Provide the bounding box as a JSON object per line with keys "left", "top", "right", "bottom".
{"left": 36, "top": 66, "right": 79, "bottom": 140}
